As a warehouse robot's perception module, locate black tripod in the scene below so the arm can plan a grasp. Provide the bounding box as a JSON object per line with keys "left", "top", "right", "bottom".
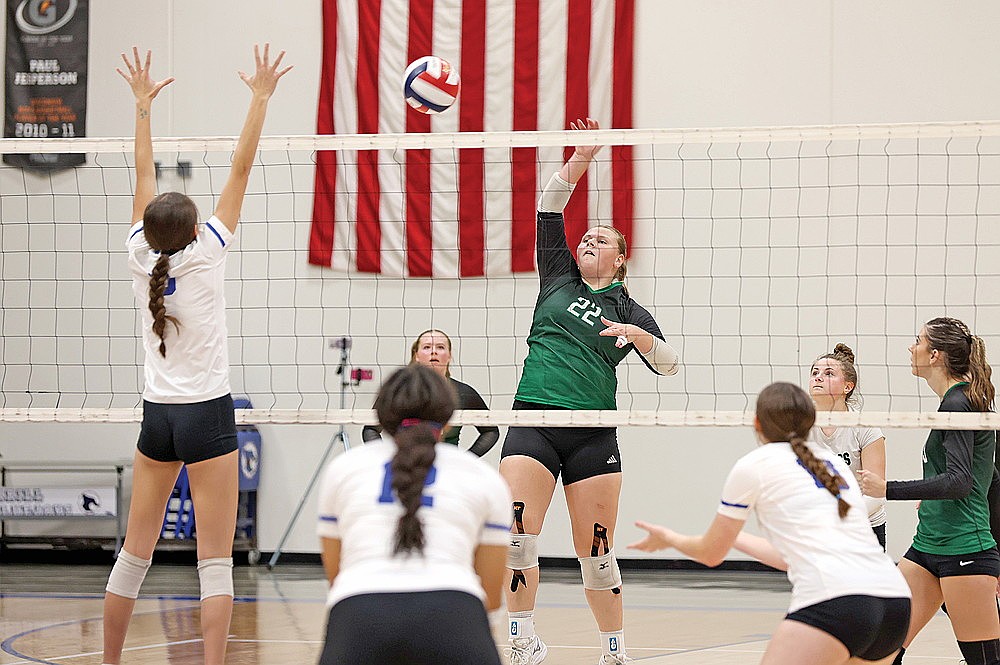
{"left": 267, "top": 337, "right": 356, "bottom": 569}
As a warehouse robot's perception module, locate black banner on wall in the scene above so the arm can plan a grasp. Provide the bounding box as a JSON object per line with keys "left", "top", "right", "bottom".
{"left": 3, "top": 0, "right": 88, "bottom": 170}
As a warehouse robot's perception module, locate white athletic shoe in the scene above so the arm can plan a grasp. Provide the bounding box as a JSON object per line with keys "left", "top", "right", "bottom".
{"left": 597, "top": 653, "right": 634, "bottom": 665}
{"left": 506, "top": 635, "right": 548, "bottom": 665}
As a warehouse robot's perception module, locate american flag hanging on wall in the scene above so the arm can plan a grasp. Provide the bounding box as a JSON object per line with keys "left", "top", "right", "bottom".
{"left": 308, "top": 0, "right": 635, "bottom": 277}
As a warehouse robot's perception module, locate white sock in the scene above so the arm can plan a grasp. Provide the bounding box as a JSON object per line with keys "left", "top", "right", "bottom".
{"left": 600, "top": 629, "right": 625, "bottom": 656}
{"left": 509, "top": 610, "right": 535, "bottom": 640}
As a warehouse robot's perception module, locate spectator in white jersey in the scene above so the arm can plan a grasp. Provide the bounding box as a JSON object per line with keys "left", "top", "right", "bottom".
{"left": 362, "top": 329, "right": 500, "bottom": 456}
{"left": 809, "top": 343, "right": 888, "bottom": 549}
{"left": 317, "top": 364, "right": 512, "bottom": 665}
{"left": 103, "top": 46, "right": 289, "bottom": 665}
{"left": 631, "top": 382, "right": 910, "bottom": 665}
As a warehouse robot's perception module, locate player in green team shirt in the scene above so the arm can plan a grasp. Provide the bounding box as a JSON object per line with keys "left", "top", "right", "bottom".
{"left": 501, "top": 119, "right": 679, "bottom": 665}
{"left": 859, "top": 317, "right": 999, "bottom": 665}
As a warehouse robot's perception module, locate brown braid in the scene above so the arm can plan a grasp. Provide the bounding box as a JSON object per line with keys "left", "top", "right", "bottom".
{"left": 374, "top": 364, "right": 457, "bottom": 555}
{"left": 147, "top": 252, "right": 180, "bottom": 357}
{"left": 756, "top": 382, "right": 850, "bottom": 519}
{"left": 788, "top": 432, "right": 851, "bottom": 518}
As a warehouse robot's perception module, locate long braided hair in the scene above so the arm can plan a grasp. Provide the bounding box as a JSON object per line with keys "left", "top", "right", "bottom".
{"left": 142, "top": 192, "right": 198, "bottom": 357}
{"left": 757, "top": 382, "right": 850, "bottom": 518}
{"left": 374, "top": 364, "right": 457, "bottom": 555}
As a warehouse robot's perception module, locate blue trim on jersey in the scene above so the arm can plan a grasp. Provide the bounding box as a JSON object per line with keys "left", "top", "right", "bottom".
{"left": 720, "top": 499, "right": 749, "bottom": 509}
{"left": 206, "top": 221, "right": 226, "bottom": 246}
{"left": 129, "top": 224, "right": 143, "bottom": 240}
{"left": 319, "top": 515, "right": 338, "bottom": 522}
{"left": 485, "top": 521, "right": 512, "bottom": 531}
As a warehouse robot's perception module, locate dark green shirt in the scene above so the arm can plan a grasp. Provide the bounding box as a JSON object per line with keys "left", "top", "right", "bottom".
{"left": 514, "top": 212, "right": 664, "bottom": 410}
{"left": 887, "top": 382, "right": 997, "bottom": 555}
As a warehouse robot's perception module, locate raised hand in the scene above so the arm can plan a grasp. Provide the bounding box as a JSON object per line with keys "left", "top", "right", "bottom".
{"left": 238, "top": 43, "right": 293, "bottom": 100}
{"left": 116, "top": 48, "right": 174, "bottom": 103}
{"left": 570, "top": 117, "right": 603, "bottom": 160}
{"left": 628, "top": 520, "right": 680, "bottom": 553}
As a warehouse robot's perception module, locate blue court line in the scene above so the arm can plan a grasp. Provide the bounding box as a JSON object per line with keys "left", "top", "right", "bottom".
{"left": 1, "top": 604, "right": 201, "bottom": 665}
{"left": 0, "top": 592, "right": 324, "bottom": 603}
{"left": 0, "top": 591, "right": 787, "bottom": 613}
{"left": 0, "top": 593, "right": 789, "bottom": 664}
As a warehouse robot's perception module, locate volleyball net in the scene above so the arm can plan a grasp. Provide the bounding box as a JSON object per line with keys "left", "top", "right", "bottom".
{"left": 2, "top": 122, "right": 1000, "bottom": 429}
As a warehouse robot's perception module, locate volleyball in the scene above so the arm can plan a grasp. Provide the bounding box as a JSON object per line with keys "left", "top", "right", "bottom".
{"left": 403, "top": 56, "right": 461, "bottom": 114}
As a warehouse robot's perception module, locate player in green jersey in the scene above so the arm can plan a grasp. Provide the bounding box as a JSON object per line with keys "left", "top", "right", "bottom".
{"left": 501, "top": 119, "right": 679, "bottom": 665}
{"left": 859, "top": 317, "right": 999, "bottom": 665}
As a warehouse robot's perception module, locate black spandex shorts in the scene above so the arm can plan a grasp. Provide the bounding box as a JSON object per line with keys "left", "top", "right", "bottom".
{"left": 903, "top": 545, "right": 1000, "bottom": 578}
{"left": 872, "top": 524, "right": 886, "bottom": 551}
{"left": 786, "top": 594, "right": 910, "bottom": 661}
{"left": 319, "top": 590, "right": 501, "bottom": 665}
{"left": 138, "top": 394, "right": 238, "bottom": 464}
{"left": 500, "top": 400, "right": 621, "bottom": 485}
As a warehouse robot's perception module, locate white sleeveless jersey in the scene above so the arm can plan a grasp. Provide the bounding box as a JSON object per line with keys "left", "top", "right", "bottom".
{"left": 809, "top": 423, "right": 887, "bottom": 527}
{"left": 127, "top": 217, "right": 234, "bottom": 403}
{"left": 317, "top": 438, "right": 512, "bottom": 607}
{"left": 718, "top": 442, "right": 909, "bottom": 612}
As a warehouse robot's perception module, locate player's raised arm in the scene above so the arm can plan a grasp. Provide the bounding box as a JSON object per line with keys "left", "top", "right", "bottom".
{"left": 214, "top": 43, "right": 292, "bottom": 233}
{"left": 116, "top": 48, "right": 174, "bottom": 225}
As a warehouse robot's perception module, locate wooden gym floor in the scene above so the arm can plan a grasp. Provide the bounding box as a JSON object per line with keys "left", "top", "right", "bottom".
{"left": 0, "top": 562, "right": 961, "bottom": 664}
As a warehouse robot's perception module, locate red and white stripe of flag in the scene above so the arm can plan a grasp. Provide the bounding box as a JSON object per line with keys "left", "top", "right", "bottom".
{"left": 309, "top": 0, "right": 635, "bottom": 277}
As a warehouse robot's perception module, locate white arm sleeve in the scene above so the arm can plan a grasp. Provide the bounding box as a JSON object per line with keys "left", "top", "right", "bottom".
{"left": 640, "top": 336, "right": 680, "bottom": 376}
{"left": 537, "top": 172, "right": 576, "bottom": 213}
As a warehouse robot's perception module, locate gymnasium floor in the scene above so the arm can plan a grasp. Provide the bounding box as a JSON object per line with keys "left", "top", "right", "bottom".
{"left": 0, "top": 562, "right": 961, "bottom": 664}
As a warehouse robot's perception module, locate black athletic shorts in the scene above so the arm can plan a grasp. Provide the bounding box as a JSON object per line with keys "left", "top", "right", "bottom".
{"left": 138, "top": 394, "right": 238, "bottom": 464}
{"left": 500, "top": 400, "right": 621, "bottom": 485}
{"left": 318, "top": 590, "right": 501, "bottom": 665}
{"left": 786, "top": 594, "right": 911, "bottom": 661}
{"left": 872, "top": 524, "right": 886, "bottom": 551}
{"left": 903, "top": 545, "right": 1000, "bottom": 578}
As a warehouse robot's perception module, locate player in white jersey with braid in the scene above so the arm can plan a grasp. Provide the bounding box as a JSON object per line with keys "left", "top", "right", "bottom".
{"left": 809, "top": 343, "right": 888, "bottom": 549}
{"left": 317, "top": 363, "right": 511, "bottom": 665}
{"left": 102, "top": 46, "right": 289, "bottom": 665}
{"left": 631, "top": 382, "right": 910, "bottom": 665}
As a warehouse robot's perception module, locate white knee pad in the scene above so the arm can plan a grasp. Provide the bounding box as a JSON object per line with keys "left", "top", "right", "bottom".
{"left": 106, "top": 549, "right": 152, "bottom": 599}
{"left": 579, "top": 548, "right": 622, "bottom": 591}
{"left": 197, "top": 557, "right": 234, "bottom": 600}
{"left": 507, "top": 533, "right": 539, "bottom": 570}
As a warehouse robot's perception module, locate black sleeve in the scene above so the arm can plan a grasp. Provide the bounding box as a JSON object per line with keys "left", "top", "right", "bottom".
{"left": 885, "top": 390, "right": 977, "bottom": 501}
{"left": 624, "top": 299, "right": 666, "bottom": 375}
{"left": 885, "top": 429, "right": 975, "bottom": 500}
{"left": 361, "top": 425, "right": 382, "bottom": 443}
{"left": 454, "top": 379, "right": 500, "bottom": 457}
{"left": 989, "top": 466, "right": 1000, "bottom": 545}
{"left": 536, "top": 211, "right": 578, "bottom": 290}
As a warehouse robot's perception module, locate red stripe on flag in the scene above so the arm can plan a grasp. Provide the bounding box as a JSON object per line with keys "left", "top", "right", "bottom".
{"left": 309, "top": 0, "right": 340, "bottom": 266}
{"left": 405, "top": 1, "right": 434, "bottom": 276}
{"left": 457, "top": 0, "right": 486, "bottom": 276}
{"left": 356, "top": 0, "right": 383, "bottom": 273}
{"left": 612, "top": 0, "right": 635, "bottom": 250}
{"left": 510, "top": 0, "right": 539, "bottom": 273}
{"left": 563, "top": 0, "right": 591, "bottom": 250}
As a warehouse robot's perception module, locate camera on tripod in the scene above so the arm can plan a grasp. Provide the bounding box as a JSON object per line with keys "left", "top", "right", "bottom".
{"left": 328, "top": 337, "right": 373, "bottom": 385}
